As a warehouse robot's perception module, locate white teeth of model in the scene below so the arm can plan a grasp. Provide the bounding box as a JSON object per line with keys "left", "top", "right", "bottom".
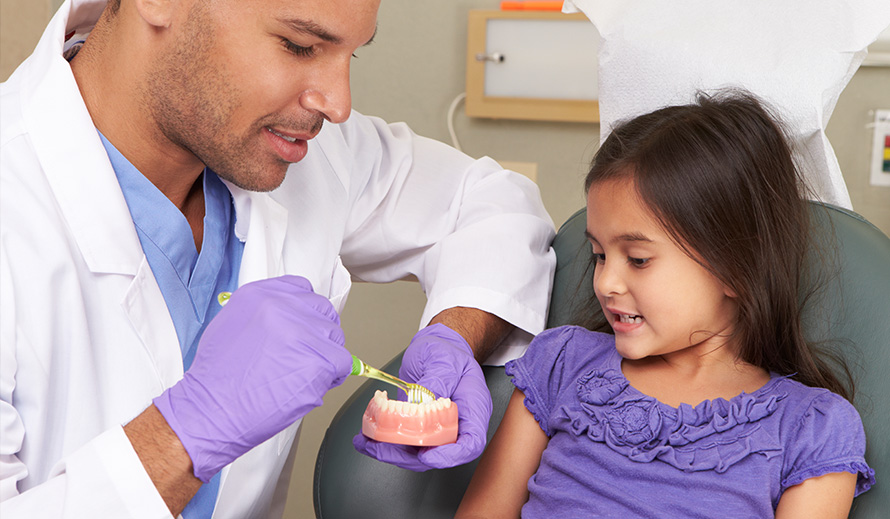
{"left": 268, "top": 128, "right": 297, "bottom": 142}
{"left": 620, "top": 314, "right": 643, "bottom": 324}
{"left": 372, "top": 390, "right": 452, "bottom": 414}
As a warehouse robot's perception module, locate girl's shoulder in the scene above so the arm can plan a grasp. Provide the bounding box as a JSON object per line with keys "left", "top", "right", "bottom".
{"left": 769, "top": 377, "right": 874, "bottom": 495}
{"left": 768, "top": 376, "right": 861, "bottom": 426}
{"left": 734, "top": 376, "right": 865, "bottom": 451}
{"left": 521, "top": 325, "right": 617, "bottom": 370}
{"left": 506, "top": 326, "right": 619, "bottom": 437}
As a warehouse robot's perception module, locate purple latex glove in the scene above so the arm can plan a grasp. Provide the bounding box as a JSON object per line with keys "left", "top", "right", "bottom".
{"left": 153, "top": 275, "right": 352, "bottom": 482}
{"left": 353, "top": 323, "right": 492, "bottom": 471}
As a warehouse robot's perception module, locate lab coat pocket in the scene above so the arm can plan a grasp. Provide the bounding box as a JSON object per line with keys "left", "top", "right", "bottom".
{"left": 328, "top": 256, "right": 352, "bottom": 315}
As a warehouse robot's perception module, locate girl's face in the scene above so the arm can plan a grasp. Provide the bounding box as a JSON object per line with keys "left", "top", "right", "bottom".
{"left": 586, "top": 178, "right": 739, "bottom": 362}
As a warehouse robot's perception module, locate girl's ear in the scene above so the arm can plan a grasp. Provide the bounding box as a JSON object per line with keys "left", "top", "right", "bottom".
{"left": 133, "top": 0, "right": 175, "bottom": 28}
{"left": 723, "top": 284, "right": 738, "bottom": 299}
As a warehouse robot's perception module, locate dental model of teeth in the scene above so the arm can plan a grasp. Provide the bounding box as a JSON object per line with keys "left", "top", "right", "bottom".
{"left": 361, "top": 390, "right": 459, "bottom": 446}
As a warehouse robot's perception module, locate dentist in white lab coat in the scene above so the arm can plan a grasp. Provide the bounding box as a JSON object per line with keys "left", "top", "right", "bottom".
{"left": 0, "top": 0, "right": 556, "bottom": 517}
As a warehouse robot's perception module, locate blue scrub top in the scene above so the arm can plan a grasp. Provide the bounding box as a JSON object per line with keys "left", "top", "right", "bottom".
{"left": 98, "top": 132, "right": 244, "bottom": 368}
{"left": 99, "top": 132, "right": 243, "bottom": 518}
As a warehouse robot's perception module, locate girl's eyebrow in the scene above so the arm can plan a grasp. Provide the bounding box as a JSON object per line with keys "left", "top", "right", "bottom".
{"left": 585, "top": 230, "right": 653, "bottom": 244}
{"left": 615, "top": 232, "right": 653, "bottom": 243}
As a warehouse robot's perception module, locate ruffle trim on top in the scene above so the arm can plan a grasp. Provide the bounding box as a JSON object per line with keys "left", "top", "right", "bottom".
{"left": 505, "top": 360, "right": 551, "bottom": 435}
{"left": 555, "top": 368, "right": 788, "bottom": 473}
{"left": 782, "top": 460, "right": 876, "bottom": 497}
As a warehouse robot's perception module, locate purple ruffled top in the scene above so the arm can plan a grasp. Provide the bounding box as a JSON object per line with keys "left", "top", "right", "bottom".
{"left": 563, "top": 366, "right": 787, "bottom": 473}
{"left": 505, "top": 326, "right": 875, "bottom": 518}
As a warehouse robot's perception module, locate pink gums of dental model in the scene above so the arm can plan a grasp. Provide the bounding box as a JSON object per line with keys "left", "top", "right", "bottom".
{"left": 361, "top": 390, "right": 459, "bottom": 446}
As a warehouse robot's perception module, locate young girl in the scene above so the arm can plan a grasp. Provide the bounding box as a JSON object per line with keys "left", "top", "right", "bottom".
{"left": 456, "top": 92, "right": 873, "bottom": 518}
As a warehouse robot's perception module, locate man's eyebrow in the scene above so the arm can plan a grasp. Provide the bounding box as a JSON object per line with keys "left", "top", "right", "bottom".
{"left": 279, "top": 18, "right": 343, "bottom": 44}
{"left": 279, "top": 19, "right": 377, "bottom": 47}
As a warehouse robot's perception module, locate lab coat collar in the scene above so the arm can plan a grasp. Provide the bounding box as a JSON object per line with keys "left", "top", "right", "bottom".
{"left": 20, "top": 0, "right": 144, "bottom": 276}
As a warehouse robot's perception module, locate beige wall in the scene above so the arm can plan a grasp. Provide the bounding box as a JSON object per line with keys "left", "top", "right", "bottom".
{"left": 0, "top": 0, "right": 55, "bottom": 80}
{"left": 2, "top": 1, "right": 888, "bottom": 518}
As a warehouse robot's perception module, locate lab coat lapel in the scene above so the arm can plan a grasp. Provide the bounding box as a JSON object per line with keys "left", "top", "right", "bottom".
{"left": 19, "top": 1, "right": 182, "bottom": 384}
{"left": 225, "top": 182, "right": 289, "bottom": 284}
{"left": 121, "top": 259, "right": 185, "bottom": 385}
{"left": 21, "top": 0, "right": 143, "bottom": 276}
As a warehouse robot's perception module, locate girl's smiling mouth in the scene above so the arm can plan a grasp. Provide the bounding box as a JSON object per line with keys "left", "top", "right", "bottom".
{"left": 617, "top": 313, "right": 643, "bottom": 324}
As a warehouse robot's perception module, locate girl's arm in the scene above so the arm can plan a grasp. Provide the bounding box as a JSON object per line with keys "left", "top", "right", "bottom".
{"left": 455, "top": 388, "right": 549, "bottom": 519}
{"left": 774, "top": 471, "right": 857, "bottom": 519}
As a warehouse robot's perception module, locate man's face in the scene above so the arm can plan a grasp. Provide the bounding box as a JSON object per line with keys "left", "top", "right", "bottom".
{"left": 146, "top": 0, "right": 379, "bottom": 192}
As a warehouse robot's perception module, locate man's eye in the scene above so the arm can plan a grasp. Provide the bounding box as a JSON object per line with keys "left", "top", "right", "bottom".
{"left": 628, "top": 257, "right": 650, "bottom": 267}
{"left": 282, "top": 39, "right": 315, "bottom": 57}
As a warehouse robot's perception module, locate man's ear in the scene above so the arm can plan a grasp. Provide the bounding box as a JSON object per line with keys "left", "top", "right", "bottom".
{"left": 133, "top": 0, "right": 176, "bottom": 28}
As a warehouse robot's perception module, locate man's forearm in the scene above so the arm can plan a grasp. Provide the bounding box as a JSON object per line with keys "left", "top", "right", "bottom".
{"left": 429, "top": 307, "right": 514, "bottom": 362}
{"left": 123, "top": 405, "right": 202, "bottom": 517}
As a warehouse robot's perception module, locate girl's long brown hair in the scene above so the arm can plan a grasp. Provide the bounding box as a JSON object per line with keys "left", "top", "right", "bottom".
{"left": 583, "top": 90, "right": 852, "bottom": 400}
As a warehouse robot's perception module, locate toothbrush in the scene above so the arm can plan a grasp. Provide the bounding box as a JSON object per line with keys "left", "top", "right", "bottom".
{"left": 350, "top": 355, "right": 437, "bottom": 404}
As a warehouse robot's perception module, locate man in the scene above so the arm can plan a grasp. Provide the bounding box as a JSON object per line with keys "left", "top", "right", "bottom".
{"left": 0, "top": 0, "right": 555, "bottom": 517}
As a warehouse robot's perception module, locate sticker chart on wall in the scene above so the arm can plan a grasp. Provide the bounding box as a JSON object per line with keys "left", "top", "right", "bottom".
{"left": 871, "top": 109, "right": 890, "bottom": 187}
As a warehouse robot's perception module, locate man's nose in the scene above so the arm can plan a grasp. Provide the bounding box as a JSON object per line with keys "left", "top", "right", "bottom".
{"left": 299, "top": 57, "right": 352, "bottom": 124}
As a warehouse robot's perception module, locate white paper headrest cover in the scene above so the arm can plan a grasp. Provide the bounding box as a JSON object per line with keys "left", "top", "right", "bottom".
{"left": 563, "top": 0, "right": 890, "bottom": 208}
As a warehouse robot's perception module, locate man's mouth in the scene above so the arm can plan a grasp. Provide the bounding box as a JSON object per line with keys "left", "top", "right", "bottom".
{"left": 262, "top": 125, "right": 314, "bottom": 164}
{"left": 267, "top": 127, "right": 299, "bottom": 143}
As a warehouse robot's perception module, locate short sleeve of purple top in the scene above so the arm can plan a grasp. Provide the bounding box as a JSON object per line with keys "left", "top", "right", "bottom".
{"left": 504, "top": 326, "right": 874, "bottom": 518}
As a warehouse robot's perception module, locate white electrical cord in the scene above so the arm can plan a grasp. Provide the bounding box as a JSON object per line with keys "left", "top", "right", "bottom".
{"left": 447, "top": 92, "right": 467, "bottom": 152}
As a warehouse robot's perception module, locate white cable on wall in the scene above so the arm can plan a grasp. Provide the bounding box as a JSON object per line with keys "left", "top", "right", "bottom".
{"left": 447, "top": 92, "right": 467, "bottom": 152}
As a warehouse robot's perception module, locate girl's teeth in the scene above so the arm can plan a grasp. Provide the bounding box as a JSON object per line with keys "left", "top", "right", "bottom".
{"left": 619, "top": 314, "right": 643, "bottom": 324}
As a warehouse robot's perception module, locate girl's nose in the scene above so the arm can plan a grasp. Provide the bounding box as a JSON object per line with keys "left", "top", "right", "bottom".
{"left": 594, "top": 261, "right": 625, "bottom": 297}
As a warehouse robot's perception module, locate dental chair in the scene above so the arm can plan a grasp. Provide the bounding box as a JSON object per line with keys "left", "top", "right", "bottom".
{"left": 313, "top": 203, "right": 890, "bottom": 518}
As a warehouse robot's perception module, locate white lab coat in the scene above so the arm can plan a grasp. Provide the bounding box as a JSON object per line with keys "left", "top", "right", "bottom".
{"left": 0, "top": 0, "right": 556, "bottom": 517}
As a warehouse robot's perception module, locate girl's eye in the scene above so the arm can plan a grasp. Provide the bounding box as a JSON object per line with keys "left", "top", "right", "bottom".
{"left": 283, "top": 39, "right": 316, "bottom": 58}
{"left": 628, "top": 256, "right": 650, "bottom": 268}
{"left": 592, "top": 252, "right": 606, "bottom": 264}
